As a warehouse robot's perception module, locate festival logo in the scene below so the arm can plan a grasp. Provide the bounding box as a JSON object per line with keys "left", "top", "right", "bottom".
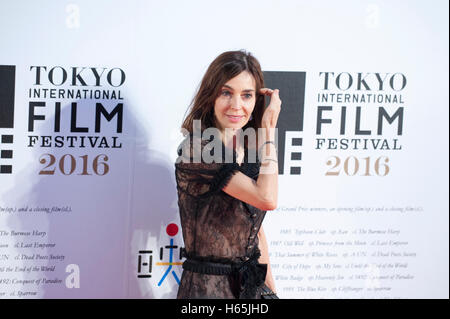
{"left": 0, "top": 65, "right": 16, "bottom": 174}
{"left": 263, "top": 71, "right": 306, "bottom": 175}
{"left": 262, "top": 71, "right": 406, "bottom": 177}
{"left": 24, "top": 65, "right": 126, "bottom": 176}
{"left": 316, "top": 72, "right": 405, "bottom": 177}
{"left": 137, "top": 223, "right": 184, "bottom": 286}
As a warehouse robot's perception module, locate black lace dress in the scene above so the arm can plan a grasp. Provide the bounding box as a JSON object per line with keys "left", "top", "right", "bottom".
{"left": 174, "top": 134, "right": 267, "bottom": 299}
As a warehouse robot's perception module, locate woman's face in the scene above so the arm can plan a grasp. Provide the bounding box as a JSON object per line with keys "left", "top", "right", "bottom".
{"left": 213, "top": 71, "right": 256, "bottom": 133}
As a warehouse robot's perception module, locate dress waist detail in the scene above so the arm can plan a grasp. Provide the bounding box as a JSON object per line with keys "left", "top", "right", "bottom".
{"left": 181, "top": 248, "right": 267, "bottom": 299}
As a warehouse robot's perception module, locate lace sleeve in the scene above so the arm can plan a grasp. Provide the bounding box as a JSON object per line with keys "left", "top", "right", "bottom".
{"left": 175, "top": 135, "right": 240, "bottom": 198}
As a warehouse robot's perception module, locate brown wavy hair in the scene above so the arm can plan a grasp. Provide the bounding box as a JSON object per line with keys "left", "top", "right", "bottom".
{"left": 181, "top": 50, "right": 265, "bottom": 138}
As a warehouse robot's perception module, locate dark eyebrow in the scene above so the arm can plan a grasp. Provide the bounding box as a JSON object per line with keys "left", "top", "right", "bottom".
{"left": 222, "top": 84, "right": 255, "bottom": 93}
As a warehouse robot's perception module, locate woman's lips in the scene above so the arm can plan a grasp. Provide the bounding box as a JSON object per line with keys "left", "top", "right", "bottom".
{"left": 226, "top": 115, "right": 244, "bottom": 123}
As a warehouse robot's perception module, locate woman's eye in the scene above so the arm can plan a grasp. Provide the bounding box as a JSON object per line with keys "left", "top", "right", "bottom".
{"left": 243, "top": 93, "right": 253, "bottom": 99}
{"left": 221, "top": 91, "right": 231, "bottom": 96}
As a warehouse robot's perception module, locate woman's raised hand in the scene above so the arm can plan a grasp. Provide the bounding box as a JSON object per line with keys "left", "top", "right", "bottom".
{"left": 259, "top": 88, "right": 281, "bottom": 129}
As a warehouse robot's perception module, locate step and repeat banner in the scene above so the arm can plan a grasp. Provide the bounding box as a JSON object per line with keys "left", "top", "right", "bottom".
{"left": 0, "top": 0, "right": 448, "bottom": 298}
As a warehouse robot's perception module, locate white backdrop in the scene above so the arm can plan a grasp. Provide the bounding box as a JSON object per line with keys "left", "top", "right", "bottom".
{"left": 0, "top": 0, "right": 448, "bottom": 299}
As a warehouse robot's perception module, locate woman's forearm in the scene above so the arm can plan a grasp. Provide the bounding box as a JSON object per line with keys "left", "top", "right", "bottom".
{"left": 256, "top": 128, "right": 278, "bottom": 208}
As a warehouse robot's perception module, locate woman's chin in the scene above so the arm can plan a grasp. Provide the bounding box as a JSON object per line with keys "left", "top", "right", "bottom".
{"left": 226, "top": 121, "right": 248, "bottom": 131}
{"left": 225, "top": 125, "right": 244, "bottom": 132}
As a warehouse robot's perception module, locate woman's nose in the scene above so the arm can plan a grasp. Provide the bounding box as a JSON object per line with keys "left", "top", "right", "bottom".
{"left": 230, "top": 95, "right": 242, "bottom": 110}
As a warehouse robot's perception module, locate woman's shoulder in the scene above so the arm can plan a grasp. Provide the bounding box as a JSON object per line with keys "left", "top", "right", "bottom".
{"left": 175, "top": 134, "right": 231, "bottom": 173}
{"left": 176, "top": 133, "right": 214, "bottom": 160}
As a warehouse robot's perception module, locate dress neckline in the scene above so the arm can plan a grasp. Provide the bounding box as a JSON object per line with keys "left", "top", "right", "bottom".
{"left": 220, "top": 139, "right": 249, "bottom": 168}
{"left": 188, "top": 132, "right": 257, "bottom": 168}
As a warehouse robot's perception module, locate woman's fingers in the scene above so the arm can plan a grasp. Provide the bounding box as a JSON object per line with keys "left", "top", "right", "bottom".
{"left": 260, "top": 88, "right": 280, "bottom": 97}
{"left": 260, "top": 88, "right": 281, "bottom": 110}
{"left": 260, "top": 88, "right": 282, "bottom": 128}
{"left": 259, "top": 88, "right": 274, "bottom": 95}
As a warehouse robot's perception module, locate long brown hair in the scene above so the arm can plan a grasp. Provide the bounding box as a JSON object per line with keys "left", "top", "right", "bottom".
{"left": 181, "top": 50, "right": 265, "bottom": 139}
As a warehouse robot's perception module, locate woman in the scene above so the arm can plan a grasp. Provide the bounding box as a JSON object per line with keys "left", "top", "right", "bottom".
{"left": 175, "top": 50, "right": 281, "bottom": 299}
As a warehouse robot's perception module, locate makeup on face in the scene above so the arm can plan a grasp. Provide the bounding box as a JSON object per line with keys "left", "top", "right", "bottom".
{"left": 214, "top": 71, "right": 256, "bottom": 132}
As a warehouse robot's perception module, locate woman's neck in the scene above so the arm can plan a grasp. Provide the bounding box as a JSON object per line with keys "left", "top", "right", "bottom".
{"left": 219, "top": 129, "right": 245, "bottom": 165}
{"left": 220, "top": 129, "right": 241, "bottom": 150}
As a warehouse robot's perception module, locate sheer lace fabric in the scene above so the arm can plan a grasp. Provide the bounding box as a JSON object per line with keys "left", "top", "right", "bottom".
{"left": 174, "top": 135, "right": 266, "bottom": 299}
